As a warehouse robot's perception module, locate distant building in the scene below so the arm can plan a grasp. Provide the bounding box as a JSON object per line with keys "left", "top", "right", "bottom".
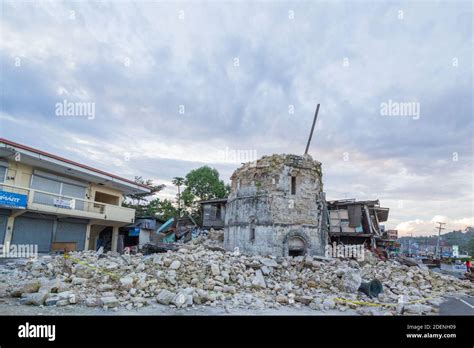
{"left": 0, "top": 138, "right": 150, "bottom": 253}
{"left": 386, "top": 229, "right": 398, "bottom": 240}
{"left": 120, "top": 217, "right": 165, "bottom": 251}
{"left": 199, "top": 198, "right": 227, "bottom": 229}
{"left": 327, "top": 199, "right": 390, "bottom": 248}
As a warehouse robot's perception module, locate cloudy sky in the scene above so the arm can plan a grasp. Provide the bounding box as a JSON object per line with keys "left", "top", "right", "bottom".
{"left": 0, "top": 1, "right": 472, "bottom": 236}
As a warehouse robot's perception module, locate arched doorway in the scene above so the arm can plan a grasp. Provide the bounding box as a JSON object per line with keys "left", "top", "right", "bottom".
{"left": 283, "top": 230, "right": 311, "bottom": 257}
{"left": 288, "top": 236, "right": 307, "bottom": 257}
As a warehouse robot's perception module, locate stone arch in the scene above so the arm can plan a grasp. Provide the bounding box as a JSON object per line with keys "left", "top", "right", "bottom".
{"left": 283, "top": 230, "right": 311, "bottom": 257}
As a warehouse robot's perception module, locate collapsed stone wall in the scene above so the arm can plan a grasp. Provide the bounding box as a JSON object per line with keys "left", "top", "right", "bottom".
{"left": 224, "top": 154, "right": 327, "bottom": 256}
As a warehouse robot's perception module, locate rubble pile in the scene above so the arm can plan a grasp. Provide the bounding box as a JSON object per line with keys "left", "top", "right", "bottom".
{"left": 0, "top": 237, "right": 472, "bottom": 315}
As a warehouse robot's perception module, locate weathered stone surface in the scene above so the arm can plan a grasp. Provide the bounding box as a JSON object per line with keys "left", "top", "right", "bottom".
{"left": 172, "top": 292, "right": 187, "bottom": 308}
{"left": 100, "top": 296, "right": 119, "bottom": 308}
{"left": 295, "top": 296, "right": 313, "bottom": 305}
{"left": 261, "top": 259, "right": 278, "bottom": 268}
{"left": 56, "top": 299, "right": 69, "bottom": 306}
{"left": 156, "top": 289, "right": 175, "bottom": 305}
{"left": 341, "top": 269, "right": 362, "bottom": 292}
{"left": 0, "top": 283, "right": 9, "bottom": 297}
{"left": 210, "top": 263, "right": 220, "bottom": 276}
{"left": 72, "top": 277, "right": 87, "bottom": 285}
{"left": 404, "top": 304, "right": 433, "bottom": 315}
{"left": 85, "top": 297, "right": 99, "bottom": 307}
{"left": 169, "top": 260, "right": 181, "bottom": 270}
{"left": 323, "top": 298, "right": 336, "bottom": 310}
{"left": 224, "top": 154, "right": 326, "bottom": 257}
{"left": 208, "top": 229, "right": 224, "bottom": 242}
{"left": 276, "top": 295, "right": 288, "bottom": 304}
{"left": 119, "top": 276, "right": 134, "bottom": 289}
{"left": 11, "top": 280, "right": 41, "bottom": 297}
{"left": 45, "top": 296, "right": 60, "bottom": 306}
{"left": 21, "top": 291, "right": 49, "bottom": 306}
{"left": 251, "top": 270, "right": 266, "bottom": 289}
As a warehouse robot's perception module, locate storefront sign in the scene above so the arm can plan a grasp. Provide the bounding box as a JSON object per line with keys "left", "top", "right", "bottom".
{"left": 0, "top": 190, "right": 27, "bottom": 209}
{"left": 53, "top": 197, "right": 75, "bottom": 209}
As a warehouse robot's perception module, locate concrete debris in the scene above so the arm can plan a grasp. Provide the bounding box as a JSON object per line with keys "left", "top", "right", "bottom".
{"left": 100, "top": 296, "right": 119, "bottom": 308}
{"left": 11, "top": 280, "right": 41, "bottom": 297}
{"left": 156, "top": 289, "right": 175, "bottom": 305}
{"left": 251, "top": 270, "right": 267, "bottom": 289}
{"left": 20, "top": 291, "right": 49, "bottom": 306}
{"left": 208, "top": 228, "right": 224, "bottom": 242}
{"left": 0, "top": 235, "right": 472, "bottom": 316}
{"left": 341, "top": 269, "right": 362, "bottom": 292}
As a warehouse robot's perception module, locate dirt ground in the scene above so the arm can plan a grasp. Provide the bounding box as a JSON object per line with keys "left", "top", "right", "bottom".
{"left": 0, "top": 297, "right": 357, "bottom": 316}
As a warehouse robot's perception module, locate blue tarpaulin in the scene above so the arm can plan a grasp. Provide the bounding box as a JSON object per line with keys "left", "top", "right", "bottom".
{"left": 129, "top": 227, "right": 140, "bottom": 237}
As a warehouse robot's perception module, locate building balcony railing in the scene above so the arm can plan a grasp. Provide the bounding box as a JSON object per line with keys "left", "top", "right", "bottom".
{"left": 0, "top": 183, "right": 135, "bottom": 224}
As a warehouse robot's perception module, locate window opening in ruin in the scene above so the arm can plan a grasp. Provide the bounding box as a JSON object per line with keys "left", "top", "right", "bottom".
{"left": 250, "top": 227, "right": 255, "bottom": 241}
{"left": 291, "top": 176, "right": 296, "bottom": 195}
{"left": 215, "top": 204, "right": 221, "bottom": 219}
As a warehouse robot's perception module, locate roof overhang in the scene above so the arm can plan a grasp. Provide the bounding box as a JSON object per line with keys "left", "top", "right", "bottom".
{"left": 374, "top": 207, "right": 389, "bottom": 222}
{"left": 0, "top": 139, "right": 151, "bottom": 195}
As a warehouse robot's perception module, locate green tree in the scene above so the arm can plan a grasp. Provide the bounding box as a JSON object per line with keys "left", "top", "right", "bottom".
{"left": 124, "top": 176, "right": 165, "bottom": 217}
{"left": 154, "top": 198, "right": 179, "bottom": 221}
{"left": 181, "top": 166, "right": 230, "bottom": 222}
{"left": 183, "top": 166, "right": 229, "bottom": 201}
{"left": 172, "top": 177, "right": 185, "bottom": 216}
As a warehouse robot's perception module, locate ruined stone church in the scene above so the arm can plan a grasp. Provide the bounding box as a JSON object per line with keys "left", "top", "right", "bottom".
{"left": 224, "top": 154, "right": 328, "bottom": 257}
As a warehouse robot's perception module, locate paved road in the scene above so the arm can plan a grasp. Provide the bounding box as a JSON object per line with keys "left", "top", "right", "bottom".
{"left": 439, "top": 296, "right": 474, "bottom": 315}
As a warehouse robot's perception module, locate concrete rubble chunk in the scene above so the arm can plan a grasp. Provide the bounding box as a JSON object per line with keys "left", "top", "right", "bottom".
{"left": 156, "top": 289, "right": 175, "bottom": 305}
{"left": 210, "top": 263, "right": 220, "bottom": 276}
{"left": 45, "top": 295, "right": 60, "bottom": 306}
{"left": 251, "top": 270, "right": 266, "bottom": 289}
{"left": 11, "top": 280, "right": 41, "bottom": 297}
{"left": 172, "top": 292, "right": 187, "bottom": 308}
{"left": 100, "top": 296, "right": 119, "bottom": 308}
{"left": 341, "top": 269, "right": 362, "bottom": 292}
{"left": 20, "top": 291, "right": 49, "bottom": 306}
{"left": 119, "top": 276, "right": 135, "bottom": 289}
{"left": 261, "top": 259, "right": 278, "bottom": 268}
{"left": 85, "top": 297, "right": 99, "bottom": 307}
{"left": 169, "top": 260, "right": 181, "bottom": 270}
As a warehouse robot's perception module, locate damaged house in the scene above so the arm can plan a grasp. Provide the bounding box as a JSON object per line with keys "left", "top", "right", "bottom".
{"left": 199, "top": 198, "right": 227, "bottom": 229}
{"left": 224, "top": 154, "right": 328, "bottom": 257}
{"left": 327, "top": 199, "right": 397, "bottom": 252}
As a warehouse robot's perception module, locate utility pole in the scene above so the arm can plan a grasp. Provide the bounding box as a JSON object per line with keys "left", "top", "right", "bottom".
{"left": 408, "top": 232, "right": 413, "bottom": 257}
{"left": 435, "top": 222, "right": 446, "bottom": 259}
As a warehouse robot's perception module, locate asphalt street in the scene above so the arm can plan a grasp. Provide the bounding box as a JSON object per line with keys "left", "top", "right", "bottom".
{"left": 439, "top": 296, "right": 474, "bottom": 315}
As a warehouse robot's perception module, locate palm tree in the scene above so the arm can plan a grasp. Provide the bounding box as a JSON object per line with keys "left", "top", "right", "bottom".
{"left": 172, "top": 177, "right": 185, "bottom": 216}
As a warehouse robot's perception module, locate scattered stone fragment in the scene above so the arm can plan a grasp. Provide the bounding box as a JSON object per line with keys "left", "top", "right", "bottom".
{"left": 156, "top": 289, "right": 175, "bottom": 305}
{"left": 100, "top": 296, "right": 119, "bottom": 308}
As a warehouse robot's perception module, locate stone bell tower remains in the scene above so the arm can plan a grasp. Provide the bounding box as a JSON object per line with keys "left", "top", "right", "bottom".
{"left": 224, "top": 153, "right": 328, "bottom": 257}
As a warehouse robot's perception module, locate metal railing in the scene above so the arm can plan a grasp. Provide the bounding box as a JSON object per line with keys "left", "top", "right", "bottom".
{"left": 0, "top": 183, "right": 135, "bottom": 222}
